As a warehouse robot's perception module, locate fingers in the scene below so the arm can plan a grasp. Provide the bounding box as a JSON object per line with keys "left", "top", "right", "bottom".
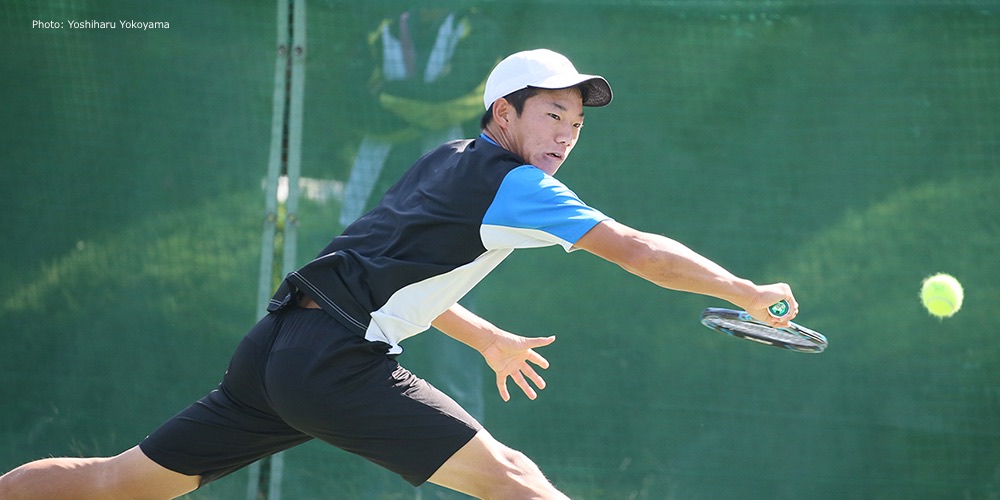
{"left": 511, "top": 365, "right": 548, "bottom": 401}
{"left": 748, "top": 283, "right": 800, "bottom": 327}
{"left": 512, "top": 371, "right": 537, "bottom": 400}
{"left": 527, "top": 335, "right": 557, "bottom": 348}
{"left": 769, "top": 316, "right": 792, "bottom": 328}
{"left": 491, "top": 334, "right": 556, "bottom": 402}
{"left": 527, "top": 349, "right": 550, "bottom": 370}
{"left": 496, "top": 375, "right": 511, "bottom": 402}
{"left": 764, "top": 301, "right": 796, "bottom": 328}
{"left": 496, "top": 353, "right": 550, "bottom": 402}
{"left": 774, "top": 284, "right": 799, "bottom": 325}
{"left": 521, "top": 363, "right": 547, "bottom": 392}
{"left": 779, "top": 286, "right": 799, "bottom": 320}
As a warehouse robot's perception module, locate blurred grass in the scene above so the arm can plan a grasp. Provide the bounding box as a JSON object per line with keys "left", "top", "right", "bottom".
{"left": 0, "top": 192, "right": 260, "bottom": 446}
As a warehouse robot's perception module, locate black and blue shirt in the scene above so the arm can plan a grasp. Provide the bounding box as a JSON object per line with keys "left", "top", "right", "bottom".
{"left": 270, "top": 134, "right": 610, "bottom": 354}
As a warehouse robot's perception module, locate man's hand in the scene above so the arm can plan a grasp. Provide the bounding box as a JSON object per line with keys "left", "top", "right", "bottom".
{"left": 431, "top": 304, "right": 557, "bottom": 401}
{"left": 744, "top": 282, "right": 799, "bottom": 328}
{"left": 480, "top": 333, "right": 556, "bottom": 402}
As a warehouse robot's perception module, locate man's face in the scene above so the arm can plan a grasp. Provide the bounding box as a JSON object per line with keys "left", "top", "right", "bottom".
{"left": 506, "top": 88, "right": 584, "bottom": 176}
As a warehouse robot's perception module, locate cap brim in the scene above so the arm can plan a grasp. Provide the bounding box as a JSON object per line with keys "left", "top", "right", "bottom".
{"left": 530, "top": 74, "right": 613, "bottom": 107}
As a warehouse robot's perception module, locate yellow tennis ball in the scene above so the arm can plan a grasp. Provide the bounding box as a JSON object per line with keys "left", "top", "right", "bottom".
{"left": 920, "top": 273, "right": 963, "bottom": 318}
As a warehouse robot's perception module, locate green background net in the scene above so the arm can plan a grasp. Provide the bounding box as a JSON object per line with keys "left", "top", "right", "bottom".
{"left": 2, "top": 1, "right": 998, "bottom": 498}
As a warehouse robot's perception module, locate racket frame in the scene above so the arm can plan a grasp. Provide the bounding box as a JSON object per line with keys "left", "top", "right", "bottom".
{"left": 700, "top": 307, "right": 828, "bottom": 353}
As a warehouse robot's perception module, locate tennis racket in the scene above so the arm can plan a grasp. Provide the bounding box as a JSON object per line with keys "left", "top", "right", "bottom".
{"left": 700, "top": 300, "right": 828, "bottom": 353}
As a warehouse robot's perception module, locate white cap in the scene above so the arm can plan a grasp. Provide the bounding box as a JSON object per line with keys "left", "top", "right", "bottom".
{"left": 483, "top": 49, "right": 613, "bottom": 110}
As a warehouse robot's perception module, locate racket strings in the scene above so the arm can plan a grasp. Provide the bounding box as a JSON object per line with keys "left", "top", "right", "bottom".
{"left": 700, "top": 308, "right": 828, "bottom": 353}
{"left": 709, "top": 318, "right": 811, "bottom": 345}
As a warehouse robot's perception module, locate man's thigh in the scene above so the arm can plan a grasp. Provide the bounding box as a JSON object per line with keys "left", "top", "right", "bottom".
{"left": 265, "top": 321, "right": 483, "bottom": 486}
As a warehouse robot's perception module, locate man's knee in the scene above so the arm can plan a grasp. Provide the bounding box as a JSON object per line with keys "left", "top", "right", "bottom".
{"left": 0, "top": 464, "right": 29, "bottom": 498}
{"left": 429, "top": 430, "right": 567, "bottom": 499}
{"left": 491, "top": 447, "right": 552, "bottom": 492}
{"left": 0, "top": 457, "right": 109, "bottom": 499}
{"left": 0, "top": 448, "right": 198, "bottom": 500}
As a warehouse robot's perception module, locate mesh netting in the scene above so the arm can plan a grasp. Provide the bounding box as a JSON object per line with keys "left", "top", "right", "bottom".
{"left": 2, "top": 1, "right": 997, "bottom": 498}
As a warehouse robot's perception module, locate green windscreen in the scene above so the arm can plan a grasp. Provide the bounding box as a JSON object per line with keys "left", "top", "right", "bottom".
{"left": 2, "top": 1, "right": 998, "bottom": 498}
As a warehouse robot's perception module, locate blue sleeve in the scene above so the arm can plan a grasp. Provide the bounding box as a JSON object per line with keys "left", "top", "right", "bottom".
{"left": 481, "top": 165, "right": 611, "bottom": 251}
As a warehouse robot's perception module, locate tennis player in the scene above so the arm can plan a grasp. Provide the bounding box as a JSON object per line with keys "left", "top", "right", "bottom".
{"left": 0, "top": 49, "right": 797, "bottom": 499}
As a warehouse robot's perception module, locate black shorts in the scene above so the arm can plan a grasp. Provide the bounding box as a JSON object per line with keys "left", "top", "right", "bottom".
{"left": 139, "top": 306, "right": 482, "bottom": 487}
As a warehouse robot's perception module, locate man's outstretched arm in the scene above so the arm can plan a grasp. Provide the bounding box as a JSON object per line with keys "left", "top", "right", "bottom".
{"left": 573, "top": 219, "right": 798, "bottom": 326}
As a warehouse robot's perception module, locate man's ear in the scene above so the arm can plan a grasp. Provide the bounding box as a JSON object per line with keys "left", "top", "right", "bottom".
{"left": 492, "top": 98, "right": 512, "bottom": 128}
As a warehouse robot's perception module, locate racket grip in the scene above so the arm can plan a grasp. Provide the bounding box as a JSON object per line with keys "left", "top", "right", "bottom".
{"left": 768, "top": 300, "right": 790, "bottom": 318}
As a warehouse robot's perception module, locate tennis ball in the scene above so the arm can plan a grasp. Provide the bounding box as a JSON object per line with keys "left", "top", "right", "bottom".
{"left": 920, "top": 273, "right": 963, "bottom": 318}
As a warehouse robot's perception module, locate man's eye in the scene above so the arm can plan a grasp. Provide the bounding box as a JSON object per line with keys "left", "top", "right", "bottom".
{"left": 548, "top": 113, "right": 560, "bottom": 120}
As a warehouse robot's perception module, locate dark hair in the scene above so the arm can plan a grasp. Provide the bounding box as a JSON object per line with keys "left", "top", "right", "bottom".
{"left": 479, "top": 87, "right": 541, "bottom": 130}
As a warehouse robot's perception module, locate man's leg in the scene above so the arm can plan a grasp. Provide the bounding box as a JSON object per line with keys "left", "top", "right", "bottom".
{"left": 427, "top": 429, "right": 569, "bottom": 500}
{"left": 0, "top": 445, "right": 200, "bottom": 499}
